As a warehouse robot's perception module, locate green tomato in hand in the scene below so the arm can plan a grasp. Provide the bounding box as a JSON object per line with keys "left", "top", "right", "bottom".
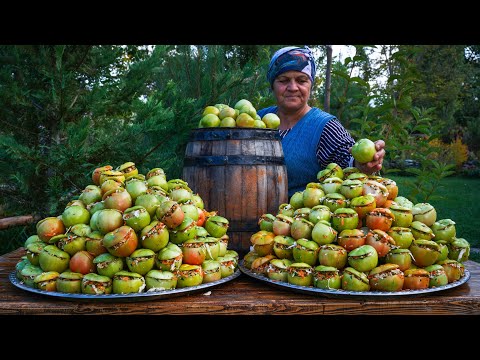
{"left": 351, "top": 138, "right": 376, "bottom": 164}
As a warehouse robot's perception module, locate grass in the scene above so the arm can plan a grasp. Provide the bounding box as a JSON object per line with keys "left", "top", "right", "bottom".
{"left": 470, "top": 251, "right": 480, "bottom": 263}
{"left": 389, "top": 175, "right": 480, "bottom": 250}
{"left": 0, "top": 225, "right": 35, "bottom": 256}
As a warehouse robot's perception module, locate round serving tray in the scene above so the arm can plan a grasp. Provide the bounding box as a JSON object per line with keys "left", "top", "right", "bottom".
{"left": 238, "top": 260, "right": 471, "bottom": 299}
{"left": 9, "top": 269, "right": 241, "bottom": 303}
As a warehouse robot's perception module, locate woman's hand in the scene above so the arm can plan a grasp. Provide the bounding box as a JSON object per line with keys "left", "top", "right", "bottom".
{"left": 350, "top": 140, "right": 386, "bottom": 175}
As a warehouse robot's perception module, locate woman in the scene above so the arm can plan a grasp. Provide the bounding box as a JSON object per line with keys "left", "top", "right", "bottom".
{"left": 257, "top": 46, "right": 385, "bottom": 198}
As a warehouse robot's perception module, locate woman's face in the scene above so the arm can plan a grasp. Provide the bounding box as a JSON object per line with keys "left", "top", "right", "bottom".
{"left": 272, "top": 70, "right": 312, "bottom": 112}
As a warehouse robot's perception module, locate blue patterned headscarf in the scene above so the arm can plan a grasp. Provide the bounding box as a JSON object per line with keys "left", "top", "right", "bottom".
{"left": 267, "top": 46, "right": 316, "bottom": 87}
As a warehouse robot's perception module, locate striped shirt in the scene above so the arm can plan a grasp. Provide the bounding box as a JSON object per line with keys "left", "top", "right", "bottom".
{"left": 279, "top": 118, "right": 355, "bottom": 169}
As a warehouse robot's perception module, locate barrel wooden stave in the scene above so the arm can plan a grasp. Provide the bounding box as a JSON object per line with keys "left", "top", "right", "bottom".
{"left": 182, "top": 129, "right": 288, "bottom": 255}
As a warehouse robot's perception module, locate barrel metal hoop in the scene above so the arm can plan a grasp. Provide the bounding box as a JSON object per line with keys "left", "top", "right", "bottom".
{"left": 183, "top": 155, "right": 285, "bottom": 166}
{"left": 189, "top": 129, "right": 281, "bottom": 141}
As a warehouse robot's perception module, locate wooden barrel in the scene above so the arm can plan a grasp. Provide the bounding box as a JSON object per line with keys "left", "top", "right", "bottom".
{"left": 182, "top": 128, "right": 288, "bottom": 256}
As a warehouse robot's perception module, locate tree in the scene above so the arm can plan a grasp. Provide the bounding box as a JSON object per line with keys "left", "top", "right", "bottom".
{"left": 321, "top": 45, "right": 373, "bottom": 131}
{"left": 324, "top": 45, "right": 333, "bottom": 112}
{"left": 0, "top": 45, "right": 274, "bottom": 254}
{"left": 410, "top": 45, "right": 468, "bottom": 142}
{"left": 0, "top": 45, "right": 173, "bottom": 251}
{"left": 455, "top": 45, "right": 480, "bottom": 157}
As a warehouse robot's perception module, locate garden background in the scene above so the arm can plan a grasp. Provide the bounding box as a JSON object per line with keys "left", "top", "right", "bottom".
{"left": 1, "top": 45, "right": 479, "bottom": 259}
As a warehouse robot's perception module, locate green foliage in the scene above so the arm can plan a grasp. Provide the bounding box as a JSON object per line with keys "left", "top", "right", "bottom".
{"left": 0, "top": 45, "right": 275, "bottom": 255}
{"left": 1, "top": 44, "right": 480, "bottom": 255}
{"left": 380, "top": 103, "right": 456, "bottom": 202}
{"left": 0, "top": 225, "right": 36, "bottom": 254}
{"left": 0, "top": 45, "right": 168, "bottom": 217}
{"left": 320, "top": 46, "right": 375, "bottom": 130}
{"left": 145, "top": 45, "right": 275, "bottom": 177}
{"left": 150, "top": 45, "right": 273, "bottom": 113}
{"left": 455, "top": 45, "right": 480, "bottom": 156}
{"left": 325, "top": 45, "right": 458, "bottom": 203}
{"left": 401, "top": 161, "right": 456, "bottom": 203}
{"left": 381, "top": 104, "right": 456, "bottom": 203}
{"left": 470, "top": 251, "right": 480, "bottom": 264}
{"left": 410, "top": 45, "right": 467, "bottom": 141}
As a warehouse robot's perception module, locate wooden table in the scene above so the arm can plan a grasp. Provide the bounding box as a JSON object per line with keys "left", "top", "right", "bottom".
{"left": 1, "top": 248, "right": 479, "bottom": 315}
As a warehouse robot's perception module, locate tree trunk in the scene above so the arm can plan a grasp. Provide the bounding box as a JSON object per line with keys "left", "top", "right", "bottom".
{"left": 0, "top": 215, "right": 40, "bottom": 230}
{"left": 324, "top": 45, "right": 333, "bottom": 112}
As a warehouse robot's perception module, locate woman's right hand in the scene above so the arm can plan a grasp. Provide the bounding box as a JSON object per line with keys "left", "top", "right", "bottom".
{"left": 350, "top": 140, "right": 385, "bottom": 175}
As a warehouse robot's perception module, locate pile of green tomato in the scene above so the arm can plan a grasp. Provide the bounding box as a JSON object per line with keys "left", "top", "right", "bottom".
{"left": 243, "top": 163, "right": 470, "bottom": 293}
{"left": 15, "top": 162, "right": 239, "bottom": 295}
{"left": 198, "top": 99, "right": 280, "bottom": 129}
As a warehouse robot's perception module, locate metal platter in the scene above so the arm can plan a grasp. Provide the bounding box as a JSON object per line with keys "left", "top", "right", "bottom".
{"left": 238, "top": 260, "right": 471, "bottom": 299}
{"left": 9, "top": 269, "right": 241, "bottom": 303}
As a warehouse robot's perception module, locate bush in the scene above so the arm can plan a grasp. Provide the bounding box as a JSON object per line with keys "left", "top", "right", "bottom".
{"left": 460, "top": 159, "right": 480, "bottom": 177}
{"left": 428, "top": 137, "right": 468, "bottom": 171}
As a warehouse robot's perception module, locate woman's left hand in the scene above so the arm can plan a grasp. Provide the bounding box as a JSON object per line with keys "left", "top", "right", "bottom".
{"left": 351, "top": 140, "right": 386, "bottom": 175}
